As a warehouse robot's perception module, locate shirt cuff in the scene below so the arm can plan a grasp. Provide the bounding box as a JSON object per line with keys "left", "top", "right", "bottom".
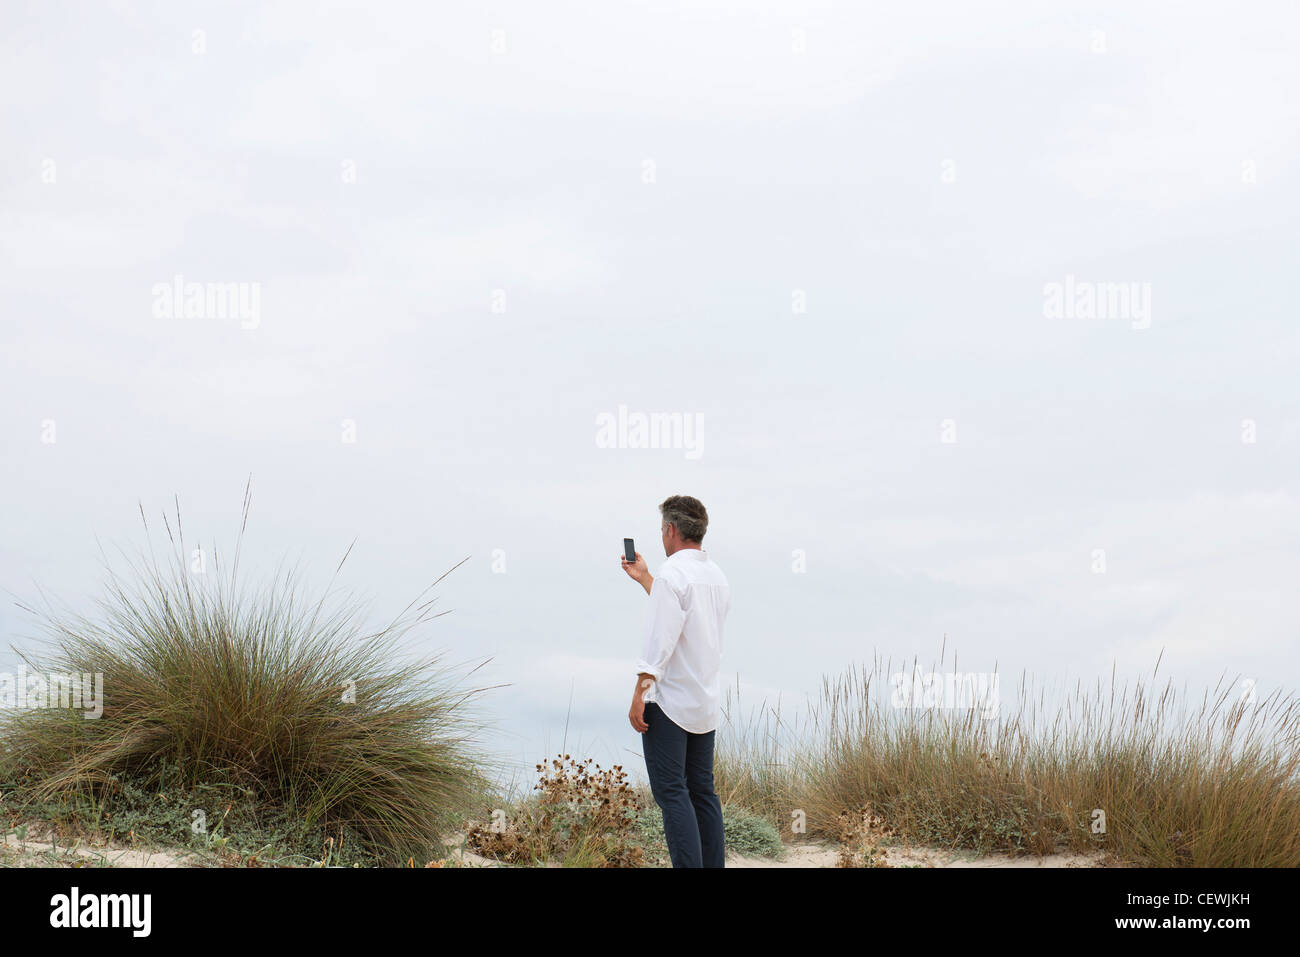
{"left": 634, "top": 661, "right": 661, "bottom": 679}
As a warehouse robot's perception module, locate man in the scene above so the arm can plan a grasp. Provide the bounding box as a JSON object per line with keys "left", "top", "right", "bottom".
{"left": 621, "top": 494, "right": 731, "bottom": 868}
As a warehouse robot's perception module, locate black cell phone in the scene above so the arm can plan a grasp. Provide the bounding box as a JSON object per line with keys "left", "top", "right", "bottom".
{"left": 624, "top": 538, "right": 636, "bottom": 563}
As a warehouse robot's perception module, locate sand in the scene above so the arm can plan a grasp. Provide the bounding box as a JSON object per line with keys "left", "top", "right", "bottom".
{"left": 2, "top": 832, "right": 200, "bottom": 868}
{"left": 726, "top": 841, "right": 1112, "bottom": 868}
{"left": 1, "top": 829, "right": 1113, "bottom": 868}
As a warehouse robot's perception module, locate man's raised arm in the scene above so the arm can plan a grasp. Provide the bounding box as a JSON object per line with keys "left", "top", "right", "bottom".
{"left": 621, "top": 550, "right": 653, "bottom": 595}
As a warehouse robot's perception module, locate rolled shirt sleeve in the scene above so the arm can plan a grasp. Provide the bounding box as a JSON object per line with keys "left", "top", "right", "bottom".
{"left": 634, "top": 576, "right": 685, "bottom": 679}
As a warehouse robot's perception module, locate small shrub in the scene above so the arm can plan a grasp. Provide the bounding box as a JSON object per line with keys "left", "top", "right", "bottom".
{"left": 466, "top": 755, "right": 644, "bottom": 867}
{"left": 837, "top": 805, "right": 894, "bottom": 868}
{"left": 721, "top": 804, "right": 784, "bottom": 858}
{"left": 633, "top": 799, "right": 784, "bottom": 862}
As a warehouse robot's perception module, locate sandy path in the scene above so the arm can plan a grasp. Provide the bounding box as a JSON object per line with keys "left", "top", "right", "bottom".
{"left": 2, "top": 830, "right": 1111, "bottom": 868}
{"left": 727, "top": 841, "right": 1111, "bottom": 868}
{"left": 2, "top": 832, "right": 202, "bottom": 868}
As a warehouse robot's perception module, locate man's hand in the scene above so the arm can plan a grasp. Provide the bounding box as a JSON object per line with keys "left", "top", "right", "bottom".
{"left": 629, "top": 675, "right": 653, "bottom": 733}
{"left": 621, "top": 551, "right": 652, "bottom": 595}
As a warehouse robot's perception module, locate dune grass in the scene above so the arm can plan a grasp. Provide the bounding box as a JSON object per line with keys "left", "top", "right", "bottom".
{"left": 7, "top": 491, "right": 1295, "bottom": 869}
{"left": 716, "top": 648, "right": 1300, "bottom": 867}
{"left": 0, "top": 489, "right": 498, "bottom": 866}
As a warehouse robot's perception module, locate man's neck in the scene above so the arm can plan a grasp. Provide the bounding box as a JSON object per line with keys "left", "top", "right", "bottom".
{"left": 666, "top": 542, "right": 703, "bottom": 557}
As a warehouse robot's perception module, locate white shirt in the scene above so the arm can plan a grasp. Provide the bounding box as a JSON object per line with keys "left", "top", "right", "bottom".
{"left": 634, "top": 547, "right": 731, "bottom": 734}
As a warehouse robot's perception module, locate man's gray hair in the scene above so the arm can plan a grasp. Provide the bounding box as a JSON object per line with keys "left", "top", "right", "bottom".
{"left": 660, "top": 495, "right": 708, "bottom": 543}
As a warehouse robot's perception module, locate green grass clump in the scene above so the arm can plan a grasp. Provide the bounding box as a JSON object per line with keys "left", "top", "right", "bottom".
{"left": 1, "top": 773, "right": 379, "bottom": 867}
{"left": 632, "top": 799, "right": 784, "bottom": 862}
{"left": 720, "top": 804, "right": 784, "bottom": 857}
{"left": 0, "top": 490, "right": 497, "bottom": 866}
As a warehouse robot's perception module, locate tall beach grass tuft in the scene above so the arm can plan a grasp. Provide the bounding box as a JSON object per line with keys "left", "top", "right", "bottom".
{"left": 717, "top": 646, "right": 1300, "bottom": 867}
{"left": 0, "top": 487, "right": 499, "bottom": 865}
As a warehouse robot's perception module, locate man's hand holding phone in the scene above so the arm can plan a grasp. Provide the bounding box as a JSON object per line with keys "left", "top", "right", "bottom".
{"left": 621, "top": 539, "right": 652, "bottom": 595}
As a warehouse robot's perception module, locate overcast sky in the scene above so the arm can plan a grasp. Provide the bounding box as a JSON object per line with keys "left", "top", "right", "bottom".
{"left": 2, "top": 0, "right": 1298, "bottom": 789}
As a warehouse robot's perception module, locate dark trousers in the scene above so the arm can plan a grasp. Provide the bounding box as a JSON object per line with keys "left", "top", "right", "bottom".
{"left": 642, "top": 700, "right": 725, "bottom": 867}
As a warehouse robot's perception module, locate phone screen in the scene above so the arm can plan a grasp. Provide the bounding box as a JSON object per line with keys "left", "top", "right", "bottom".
{"left": 624, "top": 538, "right": 636, "bottom": 562}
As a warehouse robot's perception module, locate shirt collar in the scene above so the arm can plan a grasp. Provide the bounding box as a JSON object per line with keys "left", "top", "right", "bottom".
{"left": 667, "top": 547, "right": 707, "bottom": 563}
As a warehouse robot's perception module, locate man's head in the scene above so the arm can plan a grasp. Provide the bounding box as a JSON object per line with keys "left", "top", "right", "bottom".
{"left": 659, "top": 495, "right": 708, "bottom": 555}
